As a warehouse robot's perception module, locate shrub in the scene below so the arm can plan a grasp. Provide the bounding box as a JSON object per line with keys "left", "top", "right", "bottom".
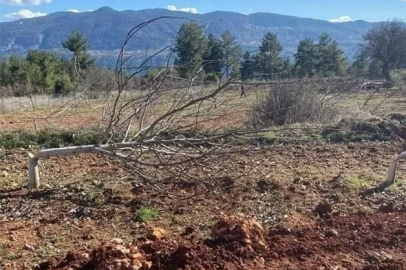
{"left": 251, "top": 81, "right": 338, "bottom": 128}
{"left": 0, "top": 128, "right": 102, "bottom": 150}
{"left": 136, "top": 206, "right": 159, "bottom": 222}
{"left": 391, "top": 69, "right": 406, "bottom": 88}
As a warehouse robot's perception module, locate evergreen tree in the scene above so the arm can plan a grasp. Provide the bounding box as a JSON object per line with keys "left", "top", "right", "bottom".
{"left": 203, "top": 34, "right": 223, "bottom": 79}
{"left": 281, "top": 58, "right": 293, "bottom": 79}
{"left": 348, "top": 53, "right": 369, "bottom": 78}
{"left": 62, "top": 31, "right": 95, "bottom": 72}
{"left": 316, "top": 33, "right": 348, "bottom": 76}
{"left": 255, "top": 32, "right": 284, "bottom": 80}
{"left": 294, "top": 38, "right": 318, "bottom": 78}
{"left": 26, "top": 50, "right": 59, "bottom": 93}
{"left": 54, "top": 58, "right": 74, "bottom": 95}
{"left": 220, "top": 31, "right": 241, "bottom": 80}
{"left": 0, "top": 60, "right": 11, "bottom": 87}
{"left": 8, "top": 56, "right": 26, "bottom": 91}
{"left": 174, "top": 22, "right": 207, "bottom": 79}
{"left": 240, "top": 51, "right": 255, "bottom": 81}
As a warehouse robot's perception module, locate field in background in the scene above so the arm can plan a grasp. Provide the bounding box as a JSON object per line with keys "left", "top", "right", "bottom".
{"left": 1, "top": 87, "right": 406, "bottom": 131}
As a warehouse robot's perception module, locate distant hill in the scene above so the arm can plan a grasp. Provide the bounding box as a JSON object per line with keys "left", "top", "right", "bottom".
{"left": 0, "top": 7, "right": 376, "bottom": 67}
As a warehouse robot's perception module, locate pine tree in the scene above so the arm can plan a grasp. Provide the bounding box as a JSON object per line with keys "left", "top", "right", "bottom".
{"left": 203, "top": 34, "right": 223, "bottom": 79}
{"left": 281, "top": 58, "right": 293, "bottom": 79}
{"left": 255, "top": 32, "right": 284, "bottom": 80}
{"left": 26, "top": 50, "right": 59, "bottom": 93}
{"left": 316, "top": 33, "right": 348, "bottom": 76}
{"left": 62, "top": 31, "right": 95, "bottom": 72}
{"left": 294, "top": 38, "right": 318, "bottom": 78}
{"left": 348, "top": 53, "right": 369, "bottom": 78}
{"left": 0, "top": 60, "right": 11, "bottom": 88}
{"left": 8, "top": 56, "right": 26, "bottom": 91}
{"left": 241, "top": 51, "right": 255, "bottom": 81}
{"left": 220, "top": 31, "right": 241, "bottom": 80}
{"left": 174, "top": 22, "right": 207, "bottom": 79}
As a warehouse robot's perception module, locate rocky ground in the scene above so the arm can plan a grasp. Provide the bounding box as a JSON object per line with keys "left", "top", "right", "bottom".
{"left": 1, "top": 141, "right": 406, "bottom": 269}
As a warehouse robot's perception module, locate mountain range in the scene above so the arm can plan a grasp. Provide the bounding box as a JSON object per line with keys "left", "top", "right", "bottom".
{"left": 0, "top": 7, "right": 376, "bottom": 67}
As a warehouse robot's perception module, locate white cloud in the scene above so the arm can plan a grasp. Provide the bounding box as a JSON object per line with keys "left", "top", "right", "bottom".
{"left": 329, "top": 16, "right": 353, "bottom": 23}
{"left": 3, "top": 8, "right": 46, "bottom": 20}
{"left": 167, "top": 4, "right": 198, "bottom": 14}
{"left": 1, "top": 0, "right": 51, "bottom": 5}
{"left": 66, "top": 9, "right": 80, "bottom": 13}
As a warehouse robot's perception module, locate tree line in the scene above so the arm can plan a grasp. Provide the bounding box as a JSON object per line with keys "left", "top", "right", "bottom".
{"left": 0, "top": 31, "right": 94, "bottom": 97}
{"left": 173, "top": 19, "right": 406, "bottom": 82}
{"left": 0, "top": 19, "right": 405, "bottom": 98}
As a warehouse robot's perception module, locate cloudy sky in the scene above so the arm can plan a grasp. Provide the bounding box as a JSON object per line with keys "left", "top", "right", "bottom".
{"left": 0, "top": 0, "right": 405, "bottom": 22}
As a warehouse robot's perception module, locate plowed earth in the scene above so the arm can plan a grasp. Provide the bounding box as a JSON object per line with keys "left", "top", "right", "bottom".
{"left": 2, "top": 141, "right": 406, "bottom": 269}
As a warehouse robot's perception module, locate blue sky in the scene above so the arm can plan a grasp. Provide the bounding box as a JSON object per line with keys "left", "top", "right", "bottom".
{"left": 0, "top": 0, "right": 405, "bottom": 22}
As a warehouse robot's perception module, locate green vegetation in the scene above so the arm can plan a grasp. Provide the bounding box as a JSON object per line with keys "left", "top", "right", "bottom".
{"left": 322, "top": 117, "right": 400, "bottom": 143}
{"left": 136, "top": 206, "right": 160, "bottom": 222}
{"left": 0, "top": 31, "right": 95, "bottom": 98}
{"left": 0, "top": 129, "right": 101, "bottom": 150}
{"left": 346, "top": 177, "right": 367, "bottom": 188}
{"left": 171, "top": 23, "right": 352, "bottom": 81}
{"left": 62, "top": 31, "right": 95, "bottom": 73}
{"left": 1, "top": 19, "right": 406, "bottom": 96}
{"left": 360, "top": 20, "right": 406, "bottom": 82}
{"left": 174, "top": 22, "right": 208, "bottom": 79}
{"left": 220, "top": 30, "right": 242, "bottom": 80}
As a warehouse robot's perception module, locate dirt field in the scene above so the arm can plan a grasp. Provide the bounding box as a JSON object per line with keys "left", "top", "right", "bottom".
{"left": 1, "top": 141, "right": 406, "bottom": 269}
{"left": 2, "top": 91, "right": 406, "bottom": 269}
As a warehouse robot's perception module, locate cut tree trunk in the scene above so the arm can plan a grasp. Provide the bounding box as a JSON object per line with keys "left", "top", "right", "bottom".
{"left": 27, "top": 143, "right": 134, "bottom": 188}
{"left": 361, "top": 151, "right": 406, "bottom": 196}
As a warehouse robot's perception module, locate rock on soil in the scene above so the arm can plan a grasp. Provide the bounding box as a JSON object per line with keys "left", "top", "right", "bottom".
{"left": 211, "top": 214, "right": 266, "bottom": 249}
{"left": 35, "top": 212, "right": 406, "bottom": 270}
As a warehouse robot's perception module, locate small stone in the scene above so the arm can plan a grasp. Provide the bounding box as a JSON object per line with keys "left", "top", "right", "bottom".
{"left": 314, "top": 201, "right": 333, "bottom": 217}
{"left": 9, "top": 235, "right": 16, "bottom": 241}
{"left": 1, "top": 171, "right": 9, "bottom": 177}
{"left": 379, "top": 202, "right": 395, "bottom": 213}
{"left": 80, "top": 253, "right": 90, "bottom": 259}
{"left": 142, "top": 261, "right": 153, "bottom": 269}
{"left": 115, "top": 245, "right": 130, "bottom": 254}
{"left": 146, "top": 227, "right": 167, "bottom": 241}
{"left": 23, "top": 244, "right": 35, "bottom": 252}
{"left": 325, "top": 229, "right": 339, "bottom": 237}
{"left": 110, "top": 238, "right": 124, "bottom": 244}
{"left": 380, "top": 251, "right": 393, "bottom": 261}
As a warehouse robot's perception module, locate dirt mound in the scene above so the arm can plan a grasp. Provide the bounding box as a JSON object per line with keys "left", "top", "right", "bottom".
{"left": 323, "top": 117, "right": 401, "bottom": 142}
{"left": 36, "top": 243, "right": 151, "bottom": 270}
{"left": 35, "top": 215, "right": 268, "bottom": 270}
{"left": 211, "top": 214, "right": 266, "bottom": 248}
{"left": 35, "top": 252, "right": 90, "bottom": 270}
{"left": 35, "top": 212, "right": 406, "bottom": 270}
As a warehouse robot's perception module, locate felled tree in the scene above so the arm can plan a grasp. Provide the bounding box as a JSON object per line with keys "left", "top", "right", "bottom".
{"left": 28, "top": 17, "right": 249, "bottom": 195}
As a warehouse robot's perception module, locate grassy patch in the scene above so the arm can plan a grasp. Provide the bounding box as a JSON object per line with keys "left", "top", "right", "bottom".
{"left": 0, "top": 128, "right": 102, "bottom": 150}
{"left": 322, "top": 117, "right": 399, "bottom": 143}
{"left": 66, "top": 182, "right": 106, "bottom": 207}
{"left": 34, "top": 246, "right": 60, "bottom": 261}
{"left": 6, "top": 253, "right": 21, "bottom": 260}
{"left": 346, "top": 177, "right": 367, "bottom": 188}
{"left": 388, "top": 182, "right": 403, "bottom": 194}
{"left": 136, "top": 206, "right": 159, "bottom": 222}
